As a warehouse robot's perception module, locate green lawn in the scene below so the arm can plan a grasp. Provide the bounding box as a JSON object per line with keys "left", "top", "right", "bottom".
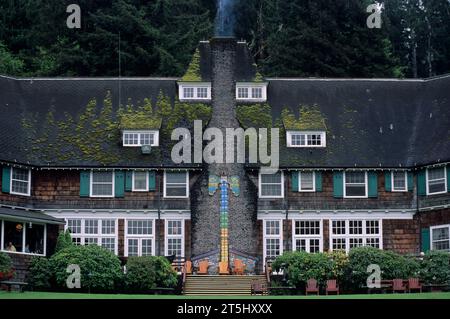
{"left": 1, "top": 291, "right": 450, "bottom": 299}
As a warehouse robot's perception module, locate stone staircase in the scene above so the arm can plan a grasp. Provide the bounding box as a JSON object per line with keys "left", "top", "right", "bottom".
{"left": 184, "top": 275, "right": 267, "bottom": 296}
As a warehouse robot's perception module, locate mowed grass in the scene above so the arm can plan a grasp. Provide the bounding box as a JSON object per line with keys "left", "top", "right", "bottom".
{"left": 1, "top": 291, "right": 450, "bottom": 299}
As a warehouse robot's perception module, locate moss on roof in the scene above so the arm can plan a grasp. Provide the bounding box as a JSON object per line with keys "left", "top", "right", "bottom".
{"left": 236, "top": 103, "right": 272, "bottom": 128}
{"left": 281, "top": 105, "right": 327, "bottom": 131}
{"left": 181, "top": 49, "right": 201, "bottom": 82}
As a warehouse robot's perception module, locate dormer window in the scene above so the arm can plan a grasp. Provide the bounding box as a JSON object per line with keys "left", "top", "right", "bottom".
{"left": 178, "top": 82, "right": 211, "bottom": 101}
{"left": 287, "top": 131, "right": 326, "bottom": 148}
{"left": 236, "top": 83, "right": 267, "bottom": 101}
{"left": 123, "top": 130, "right": 159, "bottom": 147}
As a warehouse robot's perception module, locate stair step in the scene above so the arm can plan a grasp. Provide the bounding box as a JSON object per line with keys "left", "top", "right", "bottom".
{"left": 184, "top": 275, "right": 267, "bottom": 296}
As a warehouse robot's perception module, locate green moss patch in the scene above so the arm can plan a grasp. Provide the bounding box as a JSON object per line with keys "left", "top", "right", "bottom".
{"left": 181, "top": 49, "right": 201, "bottom": 81}
{"left": 281, "top": 105, "right": 327, "bottom": 131}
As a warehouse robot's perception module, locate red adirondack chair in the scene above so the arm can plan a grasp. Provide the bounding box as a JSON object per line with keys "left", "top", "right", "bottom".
{"left": 184, "top": 260, "right": 193, "bottom": 275}
{"left": 306, "top": 279, "right": 319, "bottom": 295}
{"left": 326, "top": 279, "right": 339, "bottom": 295}
{"left": 392, "top": 279, "right": 406, "bottom": 293}
{"left": 407, "top": 278, "right": 422, "bottom": 293}
{"left": 197, "top": 260, "right": 209, "bottom": 275}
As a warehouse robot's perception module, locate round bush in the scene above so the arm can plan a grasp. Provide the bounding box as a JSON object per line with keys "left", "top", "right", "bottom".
{"left": 28, "top": 257, "right": 52, "bottom": 290}
{"left": 50, "top": 245, "right": 122, "bottom": 292}
{"left": 419, "top": 251, "right": 450, "bottom": 284}
{"left": 0, "top": 251, "right": 13, "bottom": 273}
{"left": 125, "top": 256, "right": 177, "bottom": 292}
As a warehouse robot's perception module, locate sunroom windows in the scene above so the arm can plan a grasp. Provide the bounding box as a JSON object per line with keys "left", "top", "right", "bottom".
{"left": 426, "top": 167, "right": 447, "bottom": 195}
{"left": 293, "top": 220, "right": 322, "bottom": 253}
{"left": 122, "top": 130, "right": 159, "bottom": 147}
{"left": 1, "top": 220, "right": 46, "bottom": 256}
{"left": 164, "top": 171, "right": 189, "bottom": 198}
{"left": 263, "top": 220, "right": 282, "bottom": 262}
{"left": 430, "top": 225, "right": 450, "bottom": 252}
{"left": 330, "top": 219, "right": 382, "bottom": 253}
{"left": 259, "top": 172, "right": 284, "bottom": 198}
{"left": 125, "top": 219, "right": 155, "bottom": 257}
{"left": 165, "top": 220, "right": 184, "bottom": 257}
{"left": 344, "top": 171, "right": 368, "bottom": 198}
{"left": 66, "top": 218, "right": 117, "bottom": 254}
{"left": 286, "top": 131, "right": 326, "bottom": 148}
{"left": 10, "top": 168, "right": 31, "bottom": 196}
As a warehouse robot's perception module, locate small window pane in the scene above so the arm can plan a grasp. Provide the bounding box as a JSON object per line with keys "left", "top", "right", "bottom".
{"left": 85, "top": 220, "right": 98, "bottom": 234}
{"left": 299, "top": 172, "right": 314, "bottom": 191}
{"left": 11, "top": 168, "right": 30, "bottom": 195}
{"left": 393, "top": 172, "right": 406, "bottom": 190}
{"left": 67, "top": 219, "right": 81, "bottom": 234}
{"left": 128, "top": 239, "right": 139, "bottom": 256}
{"left": 3, "top": 221, "right": 24, "bottom": 252}
{"left": 197, "top": 87, "right": 208, "bottom": 98}
{"left": 91, "top": 172, "right": 113, "bottom": 196}
{"left": 183, "top": 87, "right": 194, "bottom": 98}
{"left": 133, "top": 172, "right": 148, "bottom": 191}
{"left": 102, "top": 220, "right": 115, "bottom": 235}
{"left": 252, "top": 87, "right": 262, "bottom": 99}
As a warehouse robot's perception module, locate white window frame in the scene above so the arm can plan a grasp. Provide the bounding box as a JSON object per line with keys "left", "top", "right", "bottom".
{"left": 90, "top": 171, "right": 115, "bottom": 198}
{"left": 10, "top": 168, "right": 31, "bottom": 196}
{"left": 236, "top": 83, "right": 267, "bottom": 102}
{"left": 286, "top": 131, "right": 327, "bottom": 148}
{"left": 430, "top": 224, "right": 450, "bottom": 252}
{"left": 165, "top": 219, "right": 185, "bottom": 258}
{"left": 132, "top": 171, "right": 149, "bottom": 192}
{"left": 391, "top": 171, "right": 407, "bottom": 192}
{"left": 292, "top": 219, "right": 322, "bottom": 253}
{"left": 178, "top": 82, "right": 211, "bottom": 101}
{"left": 0, "top": 220, "right": 47, "bottom": 256}
{"left": 329, "top": 219, "right": 383, "bottom": 253}
{"left": 122, "top": 130, "right": 159, "bottom": 147}
{"left": 263, "top": 219, "right": 283, "bottom": 263}
{"left": 298, "top": 171, "right": 316, "bottom": 192}
{"left": 163, "top": 171, "right": 189, "bottom": 198}
{"left": 65, "top": 218, "right": 118, "bottom": 255}
{"left": 343, "top": 171, "right": 368, "bottom": 199}
{"left": 259, "top": 171, "right": 284, "bottom": 199}
{"left": 125, "top": 218, "right": 155, "bottom": 257}
{"left": 426, "top": 167, "right": 447, "bottom": 195}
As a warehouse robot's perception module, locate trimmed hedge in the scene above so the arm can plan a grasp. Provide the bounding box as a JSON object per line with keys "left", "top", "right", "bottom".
{"left": 124, "top": 256, "right": 177, "bottom": 293}
{"left": 420, "top": 251, "right": 450, "bottom": 285}
{"left": 50, "top": 245, "right": 122, "bottom": 292}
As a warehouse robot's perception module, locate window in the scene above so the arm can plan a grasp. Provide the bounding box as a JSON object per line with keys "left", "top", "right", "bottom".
{"left": 430, "top": 225, "right": 450, "bottom": 252}
{"left": 287, "top": 132, "right": 326, "bottom": 148}
{"left": 1, "top": 220, "right": 46, "bottom": 256}
{"left": 259, "top": 172, "right": 284, "bottom": 198}
{"left": 66, "top": 219, "right": 117, "bottom": 254}
{"left": 344, "top": 172, "right": 367, "bottom": 198}
{"left": 10, "top": 168, "right": 31, "bottom": 196}
{"left": 183, "top": 87, "right": 194, "bottom": 99}
{"left": 123, "top": 131, "right": 159, "bottom": 147}
{"left": 293, "top": 220, "right": 322, "bottom": 253}
{"left": 125, "top": 219, "right": 154, "bottom": 257}
{"left": 392, "top": 171, "right": 407, "bottom": 192}
{"left": 299, "top": 172, "right": 315, "bottom": 192}
{"left": 252, "top": 87, "right": 262, "bottom": 99}
{"left": 164, "top": 171, "right": 189, "bottom": 198}
{"left": 237, "top": 87, "right": 248, "bottom": 99}
{"left": 90, "top": 171, "right": 114, "bottom": 197}
{"left": 330, "top": 219, "right": 382, "bottom": 253}
{"left": 427, "top": 167, "right": 447, "bottom": 195}
{"left": 263, "top": 220, "right": 282, "bottom": 262}
{"left": 165, "top": 220, "right": 184, "bottom": 257}
{"left": 197, "top": 87, "right": 208, "bottom": 98}
{"left": 133, "top": 171, "right": 148, "bottom": 192}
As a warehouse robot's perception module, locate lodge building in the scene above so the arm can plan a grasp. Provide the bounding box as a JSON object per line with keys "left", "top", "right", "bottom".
{"left": 0, "top": 38, "right": 449, "bottom": 279}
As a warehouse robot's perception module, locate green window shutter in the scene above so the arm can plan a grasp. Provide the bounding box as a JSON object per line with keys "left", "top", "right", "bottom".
{"left": 291, "top": 172, "right": 299, "bottom": 192}
{"left": 421, "top": 228, "right": 430, "bottom": 253}
{"left": 79, "top": 171, "right": 90, "bottom": 197}
{"left": 315, "top": 171, "right": 322, "bottom": 192}
{"left": 115, "top": 171, "right": 125, "bottom": 198}
{"left": 407, "top": 172, "right": 414, "bottom": 192}
{"left": 417, "top": 169, "right": 426, "bottom": 196}
{"left": 333, "top": 171, "right": 343, "bottom": 198}
{"left": 2, "top": 166, "right": 11, "bottom": 193}
{"left": 384, "top": 171, "right": 392, "bottom": 192}
{"left": 368, "top": 172, "right": 378, "bottom": 198}
{"left": 148, "top": 171, "right": 156, "bottom": 191}
{"left": 125, "top": 171, "right": 133, "bottom": 192}
{"left": 447, "top": 166, "right": 450, "bottom": 192}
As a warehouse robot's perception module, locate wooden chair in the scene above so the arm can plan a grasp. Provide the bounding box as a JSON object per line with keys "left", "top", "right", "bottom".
{"left": 233, "top": 259, "right": 246, "bottom": 275}
{"left": 197, "top": 260, "right": 209, "bottom": 275}
{"left": 185, "top": 260, "right": 193, "bottom": 275}
{"left": 326, "top": 279, "right": 339, "bottom": 295}
{"left": 218, "top": 261, "right": 230, "bottom": 275}
{"left": 392, "top": 279, "right": 406, "bottom": 293}
{"left": 407, "top": 278, "right": 422, "bottom": 293}
{"left": 251, "top": 281, "right": 268, "bottom": 295}
{"left": 305, "top": 278, "right": 319, "bottom": 295}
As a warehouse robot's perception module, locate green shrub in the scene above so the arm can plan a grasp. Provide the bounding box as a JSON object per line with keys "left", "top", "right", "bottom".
{"left": 346, "top": 247, "right": 420, "bottom": 289}
{"left": 28, "top": 257, "right": 52, "bottom": 290}
{"left": 50, "top": 245, "right": 122, "bottom": 292}
{"left": 419, "top": 251, "right": 450, "bottom": 284}
{"left": 0, "top": 251, "right": 13, "bottom": 273}
{"left": 125, "top": 256, "right": 177, "bottom": 292}
{"left": 54, "top": 230, "right": 73, "bottom": 253}
{"left": 326, "top": 250, "right": 349, "bottom": 281}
